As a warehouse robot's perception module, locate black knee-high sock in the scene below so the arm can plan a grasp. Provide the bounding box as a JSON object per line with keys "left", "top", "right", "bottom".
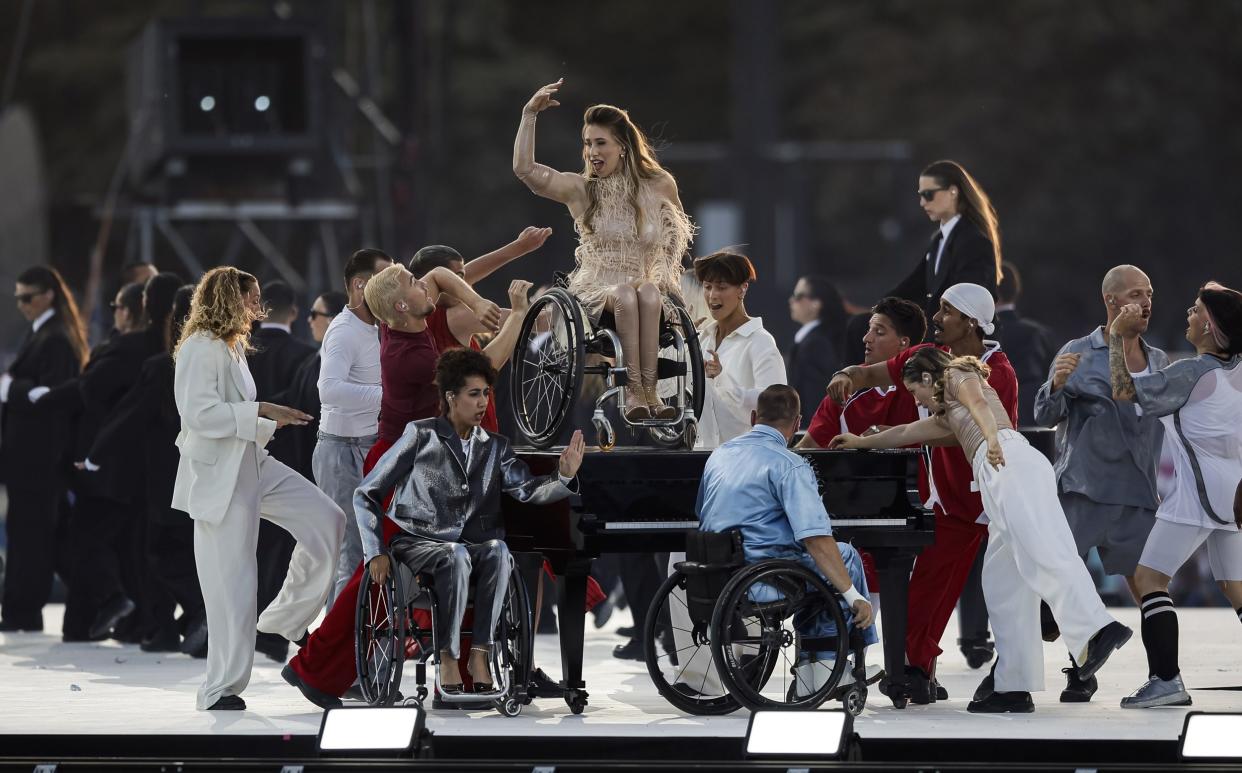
{"left": 1140, "top": 591, "right": 1179, "bottom": 681}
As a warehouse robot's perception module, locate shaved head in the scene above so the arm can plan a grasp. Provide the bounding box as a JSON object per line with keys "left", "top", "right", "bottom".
{"left": 1101, "top": 265, "right": 1150, "bottom": 298}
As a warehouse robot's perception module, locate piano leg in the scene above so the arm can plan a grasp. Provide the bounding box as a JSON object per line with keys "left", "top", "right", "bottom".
{"left": 556, "top": 556, "right": 594, "bottom": 714}
{"left": 874, "top": 549, "right": 915, "bottom": 709}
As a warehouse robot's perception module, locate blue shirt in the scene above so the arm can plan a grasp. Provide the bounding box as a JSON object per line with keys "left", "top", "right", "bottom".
{"left": 696, "top": 424, "right": 833, "bottom": 562}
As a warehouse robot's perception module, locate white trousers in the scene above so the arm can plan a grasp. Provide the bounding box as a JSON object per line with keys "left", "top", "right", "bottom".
{"left": 976, "top": 430, "right": 1115, "bottom": 693}
{"left": 193, "top": 444, "right": 345, "bottom": 710}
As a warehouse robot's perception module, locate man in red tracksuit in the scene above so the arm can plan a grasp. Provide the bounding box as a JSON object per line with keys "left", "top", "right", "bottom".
{"left": 799, "top": 297, "right": 927, "bottom": 595}
{"left": 828, "top": 284, "right": 1017, "bottom": 704}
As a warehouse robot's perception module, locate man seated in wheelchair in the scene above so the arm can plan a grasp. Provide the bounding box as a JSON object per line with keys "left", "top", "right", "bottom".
{"left": 355, "top": 348, "right": 587, "bottom": 694}
{"left": 697, "top": 384, "right": 878, "bottom": 690}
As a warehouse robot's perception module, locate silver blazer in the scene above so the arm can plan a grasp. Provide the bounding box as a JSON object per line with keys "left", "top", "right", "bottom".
{"left": 354, "top": 417, "right": 576, "bottom": 563}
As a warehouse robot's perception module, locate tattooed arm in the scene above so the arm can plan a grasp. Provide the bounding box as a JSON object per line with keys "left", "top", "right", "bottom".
{"left": 1108, "top": 303, "right": 1145, "bottom": 401}
{"left": 1109, "top": 333, "right": 1136, "bottom": 401}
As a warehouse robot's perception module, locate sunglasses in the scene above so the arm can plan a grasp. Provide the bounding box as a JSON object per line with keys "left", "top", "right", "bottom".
{"left": 917, "top": 187, "right": 948, "bottom": 202}
{"left": 15, "top": 292, "right": 43, "bottom": 305}
{"left": 309, "top": 310, "right": 337, "bottom": 320}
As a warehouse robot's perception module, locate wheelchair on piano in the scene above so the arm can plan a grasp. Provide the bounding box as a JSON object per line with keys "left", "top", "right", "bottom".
{"left": 354, "top": 550, "right": 534, "bottom": 716}
{"left": 508, "top": 274, "right": 704, "bottom": 451}
{"left": 644, "top": 529, "right": 872, "bottom": 716}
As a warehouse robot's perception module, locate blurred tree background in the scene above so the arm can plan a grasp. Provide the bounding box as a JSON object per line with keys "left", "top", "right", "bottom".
{"left": 2, "top": 0, "right": 1240, "bottom": 350}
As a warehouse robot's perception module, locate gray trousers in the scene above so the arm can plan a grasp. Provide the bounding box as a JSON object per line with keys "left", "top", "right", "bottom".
{"left": 388, "top": 535, "right": 511, "bottom": 659}
{"left": 312, "top": 430, "right": 377, "bottom": 608}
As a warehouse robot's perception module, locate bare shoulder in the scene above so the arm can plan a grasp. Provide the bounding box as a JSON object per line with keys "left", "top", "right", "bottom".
{"left": 650, "top": 170, "right": 679, "bottom": 199}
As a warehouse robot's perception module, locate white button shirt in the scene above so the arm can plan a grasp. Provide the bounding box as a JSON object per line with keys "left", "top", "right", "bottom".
{"left": 317, "top": 308, "right": 382, "bottom": 437}
{"left": 696, "top": 316, "right": 788, "bottom": 449}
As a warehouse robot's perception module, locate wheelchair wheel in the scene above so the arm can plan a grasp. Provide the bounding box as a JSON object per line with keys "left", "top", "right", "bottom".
{"left": 510, "top": 287, "right": 585, "bottom": 448}
{"left": 356, "top": 567, "right": 407, "bottom": 707}
{"left": 710, "top": 561, "right": 850, "bottom": 711}
{"left": 645, "top": 572, "right": 764, "bottom": 715}
{"left": 497, "top": 561, "right": 535, "bottom": 704}
{"left": 647, "top": 305, "right": 705, "bottom": 450}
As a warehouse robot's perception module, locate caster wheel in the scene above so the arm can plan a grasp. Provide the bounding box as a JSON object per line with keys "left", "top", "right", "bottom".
{"left": 567, "top": 691, "right": 588, "bottom": 715}
{"left": 843, "top": 685, "right": 867, "bottom": 717}
{"left": 593, "top": 417, "right": 616, "bottom": 452}
{"left": 681, "top": 421, "right": 697, "bottom": 450}
{"left": 415, "top": 686, "right": 429, "bottom": 702}
{"left": 499, "top": 698, "right": 522, "bottom": 717}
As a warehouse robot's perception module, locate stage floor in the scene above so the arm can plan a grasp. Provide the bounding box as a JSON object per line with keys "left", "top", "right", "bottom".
{"left": 0, "top": 604, "right": 1237, "bottom": 742}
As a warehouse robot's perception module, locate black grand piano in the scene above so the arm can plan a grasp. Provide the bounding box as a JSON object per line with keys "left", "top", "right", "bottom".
{"left": 502, "top": 446, "right": 934, "bottom": 713}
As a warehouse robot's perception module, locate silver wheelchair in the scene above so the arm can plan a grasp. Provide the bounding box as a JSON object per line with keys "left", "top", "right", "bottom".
{"left": 509, "top": 274, "right": 705, "bottom": 450}
{"left": 355, "top": 550, "right": 534, "bottom": 717}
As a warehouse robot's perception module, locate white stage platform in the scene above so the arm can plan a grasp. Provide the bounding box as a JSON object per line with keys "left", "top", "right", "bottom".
{"left": 0, "top": 605, "right": 1238, "bottom": 742}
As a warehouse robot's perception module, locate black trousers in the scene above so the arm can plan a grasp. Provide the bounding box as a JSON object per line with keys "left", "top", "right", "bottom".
{"left": 617, "top": 552, "right": 667, "bottom": 641}
{"left": 957, "top": 534, "right": 990, "bottom": 641}
{"left": 146, "top": 507, "right": 205, "bottom": 631}
{"left": 63, "top": 493, "right": 131, "bottom": 637}
{"left": 1, "top": 483, "right": 64, "bottom": 629}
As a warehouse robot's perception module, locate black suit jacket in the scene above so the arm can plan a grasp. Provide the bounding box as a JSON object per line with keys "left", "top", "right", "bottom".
{"left": 247, "top": 327, "right": 316, "bottom": 469}
{"left": 270, "top": 351, "right": 321, "bottom": 481}
{"left": 786, "top": 323, "right": 842, "bottom": 428}
{"left": 89, "top": 352, "right": 182, "bottom": 519}
{"left": 39, "top": 328, "right": 163, "bottom": 500}
{"left": 0, "top": 316, "right": 82, "bottom": 485}
{"left": 889, "top": 218, "right": 999, "bottom": 335}
{"left": 993, "top": 308, "right": 1055, "bottom": 427}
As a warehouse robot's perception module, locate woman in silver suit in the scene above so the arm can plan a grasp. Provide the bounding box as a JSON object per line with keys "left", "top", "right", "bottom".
{"left": 356, "top": 348, "right": 586, "bottom": 693}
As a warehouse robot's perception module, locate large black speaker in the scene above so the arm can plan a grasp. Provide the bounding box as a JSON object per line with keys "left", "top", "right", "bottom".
{"left": 126, "top": 18, "right": 326, "bottom": 189}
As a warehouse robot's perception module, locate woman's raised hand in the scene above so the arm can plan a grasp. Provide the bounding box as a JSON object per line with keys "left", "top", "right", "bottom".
{"left": 523, "top": 79, "right": 563, "bottom": 115}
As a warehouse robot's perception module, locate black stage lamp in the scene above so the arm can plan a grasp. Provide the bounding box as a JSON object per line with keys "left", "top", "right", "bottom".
{"left": 317, "top": 705, "right": 429, "bottom": 758}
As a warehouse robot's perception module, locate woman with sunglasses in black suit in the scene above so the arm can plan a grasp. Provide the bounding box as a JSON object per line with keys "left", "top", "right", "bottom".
{"left": 0, "top": 266, "right": 90, "bottom": 632}
{"left": 889, "top": 160, "right": 1003, "bottom": 335}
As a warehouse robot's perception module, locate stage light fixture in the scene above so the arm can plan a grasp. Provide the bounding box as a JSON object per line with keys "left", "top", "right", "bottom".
{"left": 317, "top": 706, "right": 426, "bottom": 757}
{"left": 255, "top": 95, "right": 271, "bottom": 112}
{"left": 1180, "top": 712, "right": 1242, "bottom": 760}
{"left": 199, "top": 96, "right": 215, "bottom": 112}
{"left": 744, "top": 709, "right": 855, "bottom": 759}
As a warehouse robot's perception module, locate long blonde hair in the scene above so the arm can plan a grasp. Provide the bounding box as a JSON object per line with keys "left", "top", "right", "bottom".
{"left": 579, "top": 104, "right": 670, "bottom": 235}
{"left": 900, "top": 348, "right": 991, "bottom": 412}
{"left": 175, "top": 267, "right": 261, "bottom": 357}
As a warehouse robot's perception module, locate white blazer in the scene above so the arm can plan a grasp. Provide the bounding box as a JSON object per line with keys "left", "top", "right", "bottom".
{"left": 171, "top": 332, "right": 277, "bottom": 525}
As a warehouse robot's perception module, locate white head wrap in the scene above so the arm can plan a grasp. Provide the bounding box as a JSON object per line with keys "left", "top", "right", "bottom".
{"left": 941, "top": 283, "right": 996, "bottom": 335}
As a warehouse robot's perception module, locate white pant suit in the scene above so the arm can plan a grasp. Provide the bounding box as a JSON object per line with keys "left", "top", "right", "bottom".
{"left": 173, "top": 332, "right": 345, "bottom": 710}
{"left": 976, "top": 429, "right": 1116, "bottom": 692}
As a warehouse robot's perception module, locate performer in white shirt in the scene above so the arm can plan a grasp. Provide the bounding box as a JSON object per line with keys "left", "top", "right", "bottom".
{"left": 668, "top": 250, "right": 787, "bottom": 695}
{"left": 693, "top": 251, "right": 787, "bottom": 448}
{"left": 315, "top": 248, "right": 393, "bottom": 606}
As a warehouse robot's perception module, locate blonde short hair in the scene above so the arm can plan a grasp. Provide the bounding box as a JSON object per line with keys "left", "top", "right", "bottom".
{"left": 363, "top": 264, "right": 407, "bottom": 328}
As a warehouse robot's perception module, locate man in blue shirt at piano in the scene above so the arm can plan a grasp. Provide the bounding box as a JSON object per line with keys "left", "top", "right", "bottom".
{"left": 697, "top": 384, "right": 879, "bottom": 692}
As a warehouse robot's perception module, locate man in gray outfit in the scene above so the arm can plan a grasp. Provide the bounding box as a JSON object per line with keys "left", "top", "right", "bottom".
{"left": 1033, "top": 264, "right": 1168, "bottom": 702}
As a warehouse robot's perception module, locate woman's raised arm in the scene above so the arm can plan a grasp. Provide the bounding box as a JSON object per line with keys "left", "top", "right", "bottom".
{"left": 513, "top": 79, "right": 586, "bottom": 207}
